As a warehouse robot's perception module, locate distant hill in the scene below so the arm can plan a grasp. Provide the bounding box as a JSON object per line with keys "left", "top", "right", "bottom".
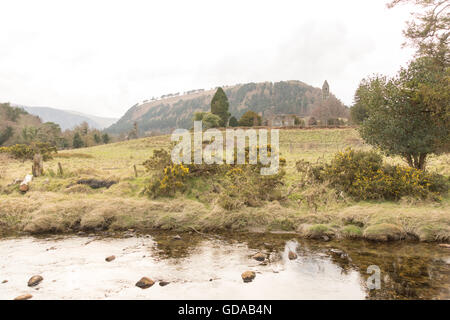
{"left": 19, "top": 106, "right": 118, "bottom": 130}
{"left": 106, "top": 80, "right": 328, "bottom": 135}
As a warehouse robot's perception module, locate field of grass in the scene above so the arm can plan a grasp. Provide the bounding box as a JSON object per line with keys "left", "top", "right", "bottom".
{"left": 0, "top": 128, "right": 449, "bottom": 241}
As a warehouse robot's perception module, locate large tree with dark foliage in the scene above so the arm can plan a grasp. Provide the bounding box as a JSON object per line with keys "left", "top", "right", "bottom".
{"left": 72, "top": 132, "right": 84, "bottom": 149}
{"left": 211, "top": 87, "right": 230, "bottom": 127}
{"left": 357, "top": 57, "right": 449, "bottom": 170}
{"left": 229, "top": 116, "right": 239, "bottom": 127}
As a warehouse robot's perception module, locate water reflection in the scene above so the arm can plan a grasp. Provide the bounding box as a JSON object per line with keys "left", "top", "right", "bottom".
{"left": 149, "top": 231, "right": 450, "bottom": 299}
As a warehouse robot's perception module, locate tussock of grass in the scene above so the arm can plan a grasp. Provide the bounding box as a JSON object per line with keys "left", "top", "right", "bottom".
{"left": 341, "top": 225, "right": 363, "bottom": 239}
{"left": 363, "top": 223, "right": 406, "bottom": 241}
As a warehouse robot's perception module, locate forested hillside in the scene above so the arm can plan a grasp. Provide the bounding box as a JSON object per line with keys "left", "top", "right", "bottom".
{"left": 0, "top": 102, "right": 113, "bottom": 149}
{"left": 0, "top": 103, "right": 42, "bottom": 146}
{"left": 106, "top": 80, "right": 345, "bottom": 135}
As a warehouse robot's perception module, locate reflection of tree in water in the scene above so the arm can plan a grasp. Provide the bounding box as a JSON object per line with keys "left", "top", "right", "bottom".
{"left": 323, "top": 241, "right": 450, "bottom": 300}
{"left": 239, "top": 236, "right": 449, "bottom": 299}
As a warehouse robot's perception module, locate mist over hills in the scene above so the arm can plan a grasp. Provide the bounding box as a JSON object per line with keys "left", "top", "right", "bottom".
{"left": 19, "top": 106, "right": 118, "bottom": 130}
{"left": 106, "top": 80, "right": 337, "bottom": 135}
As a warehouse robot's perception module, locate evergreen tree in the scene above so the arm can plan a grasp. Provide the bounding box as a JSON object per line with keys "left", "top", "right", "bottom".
{"left": 211, "top": 87, "right": 230, "bottom": 127}
{"left": 93, "top": 133, "right": 101, "bottom": 144}
{"left": 102, "top": 133, "right": 111, "bottom": 144}
{"left": 229, "top": 116, "right": 239, "bottom": 127}
{"left": 72, "top": 132, "right": 84, "bottom": 148}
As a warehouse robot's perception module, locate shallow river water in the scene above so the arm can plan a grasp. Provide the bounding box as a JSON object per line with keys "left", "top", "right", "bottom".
{"left": 0, "top": 232, "right": 449, "bottom": 300}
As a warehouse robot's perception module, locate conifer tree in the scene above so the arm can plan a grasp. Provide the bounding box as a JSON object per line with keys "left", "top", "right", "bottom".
{"left": 211, "top": 87, "right": 230, "bottom": 127}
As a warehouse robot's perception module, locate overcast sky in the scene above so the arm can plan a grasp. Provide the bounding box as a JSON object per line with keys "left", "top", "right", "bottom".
{"left": 0, "top": 0, "right": 416, "bottom": 118}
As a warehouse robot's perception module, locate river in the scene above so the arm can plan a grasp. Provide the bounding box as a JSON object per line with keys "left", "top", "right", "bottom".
{"left": 0, "top": 232, "right": 449, "bottom": 299}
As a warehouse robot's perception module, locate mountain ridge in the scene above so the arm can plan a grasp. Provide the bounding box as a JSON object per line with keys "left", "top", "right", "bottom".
{"left": 16, "top": 105, "right": 118, "bottom": 130}
{"left": 106, "top": 80, "right": 339, "bottom": 135}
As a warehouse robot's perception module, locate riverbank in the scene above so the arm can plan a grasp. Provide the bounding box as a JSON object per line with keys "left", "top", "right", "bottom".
{"left": 1, "top": 192, "right": 449, "bottom": 242}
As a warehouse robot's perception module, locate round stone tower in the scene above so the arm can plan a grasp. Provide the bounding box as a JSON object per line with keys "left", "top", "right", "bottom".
{"left": 322, "top": 80, "right": 330, "bottom": 100}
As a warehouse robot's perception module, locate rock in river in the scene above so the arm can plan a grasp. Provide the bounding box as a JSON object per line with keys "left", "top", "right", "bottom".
{"left": 28, "top": 275, "right": 43, "bottom": 287}
{"left": 159, "top": 281, "right": 170, "bottom": 287}
{"left": 2, "top": 280, "right": 7, "bottom": 284}
{"left": 288, "top": 250, "right": 297, "bottom": 260}
{"left": 241, "top": 271, "right": 256, "bottom": 283}
{"left": 439, "top": 244, "right": 450, "bottom": 249}
{"left": 14, "top": 294, "right": 32, "bottom": 300}
{"left": 135, "top": 277, "right": 155, "bottom": 289}
{"left": 105, "top": 255, "right": 116, "bottom": 262}
{"left": 252, "top": 252, "right": 266, "bottom": 262}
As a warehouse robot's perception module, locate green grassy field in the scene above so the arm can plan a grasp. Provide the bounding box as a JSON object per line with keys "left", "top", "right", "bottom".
{"left": 0, "top": 128, "right": 449, "bottom": 241}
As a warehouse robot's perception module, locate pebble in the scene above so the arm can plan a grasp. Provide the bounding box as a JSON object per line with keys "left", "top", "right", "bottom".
{"left": 135, "top": 277, "right": 155, "bottom": 289}
{"left": 28, "top": 275, "right": 43, "bottom": 287}
{"left": 241, "top": 271, "right": 256, "bottom": 283}
{"left": 14, "top": 294, "right": 32, "bottom": 300}
{"left": 288, "top": 250, "right": 297, "bottom": 260}
{"left": 252, "top": 252, "right": 266, "bottom": 261}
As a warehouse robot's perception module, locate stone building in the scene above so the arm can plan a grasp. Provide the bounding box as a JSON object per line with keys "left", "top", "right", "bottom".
{"left": 264, "top": 114, "right": 297, "bottom": 127}
{"left": 322, "top": 80, "right": 330, "bottom": 100}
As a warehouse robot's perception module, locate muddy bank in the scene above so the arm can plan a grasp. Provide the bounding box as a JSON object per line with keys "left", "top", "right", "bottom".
{"left": 0, "top": 194, "right": 449, "bottom": 242}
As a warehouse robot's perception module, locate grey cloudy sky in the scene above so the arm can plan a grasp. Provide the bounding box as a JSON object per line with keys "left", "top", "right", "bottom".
{"left": 0, "top": 0, "right": 415, "bottom": 118}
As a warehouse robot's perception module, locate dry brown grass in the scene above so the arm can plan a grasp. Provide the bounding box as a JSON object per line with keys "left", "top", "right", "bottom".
{"left": 54, "top": 153, "right": 94, "bottom": 159}
{"left": 0, "top": 191, "right": 448, "bottom": 242}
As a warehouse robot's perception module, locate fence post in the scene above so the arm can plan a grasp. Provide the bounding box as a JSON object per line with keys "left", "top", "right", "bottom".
{"left": 57, "top": 162, "right": 64, "bottom": 176}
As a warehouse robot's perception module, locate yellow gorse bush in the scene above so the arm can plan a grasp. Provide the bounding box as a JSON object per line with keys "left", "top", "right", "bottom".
{"left": 0, "top": 143, "right": 57, "bottom": 161}
{"left": 305, "top": 148, "right": 448, "bottom": 201}
{"left": 146, "top": 163, "right": 189, "bottom": 197}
